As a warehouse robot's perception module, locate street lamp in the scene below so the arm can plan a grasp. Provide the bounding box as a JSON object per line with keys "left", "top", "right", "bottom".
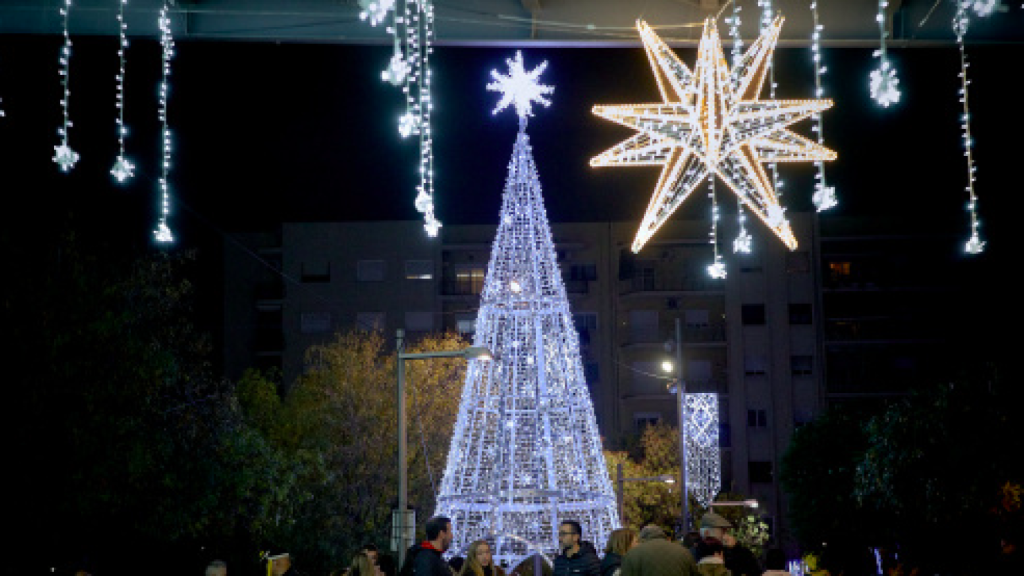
{"left": 663, "top": 316, "right": 689, "bottom": 532}
{"left": 709, "top": 499, "right": 759, "bottom": 509}
{"left": 394, "top": 329, "right": 493, "bottom": 567}
{"left": 614, "top": 461, "right": 675, "bottom": 523}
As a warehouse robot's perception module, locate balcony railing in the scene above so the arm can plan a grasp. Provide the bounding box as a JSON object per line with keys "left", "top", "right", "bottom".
{"left": 622, "top": 323, "right": 726, "bottom": 346}
{"left": 620, "top": 273, "right": 721, "bottom": 294}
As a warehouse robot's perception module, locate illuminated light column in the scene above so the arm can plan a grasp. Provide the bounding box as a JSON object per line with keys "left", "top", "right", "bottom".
{"left": 435, "top": 52, "right": 619, "bottom": 568}
{"left": 684, "top": 393, "right": 721, "bottom": 509}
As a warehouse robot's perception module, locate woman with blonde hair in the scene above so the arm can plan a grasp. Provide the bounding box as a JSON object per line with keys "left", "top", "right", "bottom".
{"left": 601, "top": 527, "right": 637, "bottom": 576}
{"left": 460, "top": 540, "right": 506, "bottom": 576}
{"left": 349, "top": 551, "right": 378, "bottom": 576}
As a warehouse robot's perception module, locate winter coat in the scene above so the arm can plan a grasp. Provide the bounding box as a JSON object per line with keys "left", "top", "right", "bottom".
{"left": 696, "top": 558, "right": 730, "bottom": 576}
{"left": 723, "top": 544, "right": 760, "bottom": 576}
{"left": 600, "top": 552, "right": 623, "bottom": 576}
{"left": 621, "top": 532, "right": 698, "bottom": 576}
{"left": 401, "top": 543, "right": 451, "bottom": 576}
{"left": 553, "top": 541, "right": 602, "bottom": 576}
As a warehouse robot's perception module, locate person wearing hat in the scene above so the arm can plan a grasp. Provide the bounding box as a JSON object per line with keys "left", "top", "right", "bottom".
{"left": 267, "top": 549, "right": 307, "bottom": 576}
{"left": 695, "top": 513, "right": 759, "bottom": 576}
{"left": 620, "top": 524, "right": 698, "bottom": 576}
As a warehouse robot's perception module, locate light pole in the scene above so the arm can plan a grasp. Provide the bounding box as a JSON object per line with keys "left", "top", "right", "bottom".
{"left": 394, "top": 329, "right": 493, "bottom": 567}
{"left": 670, "top": 317, "right": 689, "bottom": 532}
{"left": 615, "top": 461, "right": 675, "bottom": 523}
{"left": 709, "top": 499, "right": 759, "bottom": 509}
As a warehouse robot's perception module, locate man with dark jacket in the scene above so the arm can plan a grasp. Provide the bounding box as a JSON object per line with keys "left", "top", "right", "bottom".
{"left": 695, "top": 513, "right": 759, "bottom": 576}
{"left": 621, "top": 525, "right": 698, "bottom": 576}
{"left": 400, "top": 516, "right": 455, "bottom": 576}
{"left": 553, "top": 520, "right": 601, "bottom": 576}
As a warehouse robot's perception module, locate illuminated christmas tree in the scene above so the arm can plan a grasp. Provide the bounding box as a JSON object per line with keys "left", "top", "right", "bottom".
{"left": 434, "top": 52, "right": 619, "bottom": 566}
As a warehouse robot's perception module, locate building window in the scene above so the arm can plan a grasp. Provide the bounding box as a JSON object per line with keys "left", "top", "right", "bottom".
{"left": 685, "top": 309, "right": 710, "bottom": 328}
{"left": 405, "top": 311, "right": 433, "bottom": 333}
{"left": 405, "top": 259, "right": 433, "bottom": 280}
{"left": 787, "top": 251, "right": 810, "bottom": 273}
{"left": 574, "top": 313, "right": 598, "bottom": 345}
{"left": 455, "top": 313, "right": 476, "bottom": 336}
{"left": 634, "top": 412, "right": 662, "bottom": 432}
{"left": 356, "top": 312, "right": 385, "bottom": 331}
{"left": 829, "top": 261, "right": 852, "bottom": 281}
{"left": 300, "top": 311, "right": 332, "bottom": 334}
{"left": 301, "top": 261, "right": 331, "bottom": 283}
{"left": 744, "top": 354, "right": 767, "bottom": 376}
{"left": 789, "top": 303, "right": 813, "bottom": 325}
{"left": 749, "top": 461, "right": 774, "bottom": 483}
{"left": 747, "top": 409, "right": 768, "bottom": 428}
{"left": 741, "top": 304, "right": 766, "bottom": 325}
{"left": 454, "top": 267, "right": 486, "bottom": 295}
{"left": 719, "top": 423, "right": 732, "bottom": 448}
{"left": 792, "top": 355, "right": 813, "bottom": 376}
{"left": 357, "top": 260, "right": 386, "bottom": 282}
{"left": 629, "top": 309, "right": 659, "bottom": 343}
{"left": 566, "top": 263, "right": 598, "bottom": 281}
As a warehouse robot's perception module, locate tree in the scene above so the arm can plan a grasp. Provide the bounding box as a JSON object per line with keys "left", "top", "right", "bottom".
{"left": 238, "top": 330, "right": 469, "bottom": 572}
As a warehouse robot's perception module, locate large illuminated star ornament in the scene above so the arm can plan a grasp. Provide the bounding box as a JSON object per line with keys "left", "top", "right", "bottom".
{"left": 487, "top": 51, "right": 554, "bottom": 127}
{"left": 592, "top": 17, "right": 836, "bottom": 253}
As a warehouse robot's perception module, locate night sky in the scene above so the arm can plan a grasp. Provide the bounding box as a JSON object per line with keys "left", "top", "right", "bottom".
{"left": 1, "top": 31, "right": 1020, "bottom": 342}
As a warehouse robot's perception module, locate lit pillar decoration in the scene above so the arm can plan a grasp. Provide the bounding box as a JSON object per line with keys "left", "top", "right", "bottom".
{"left": 809, "top": 0, "right": 836, "bottom": 212}
{"left": 53, "top": 0, "right": 79, "bottom": 172}
{"left": 360, "top": 0, "right": 441, "bottom": 237}
{"left": 684, "top": 393, "right": 721, "bottom": 509}
{"left": 869, "top": 0, "right": 901, "bottom": 107}
{"left": 434, "top": 52, "right": 619, "bottom": 568}
{"left": 954, "top": 1, "right": 985, "bottom": 254}
{"left": 153, "top": 3, "right": 174, "bottom": 244}
{"left": 591, "top": 17, "right": 836, "bottom": 254}
{"left": 110, "top": 0, "right": 134, "bottom": 183}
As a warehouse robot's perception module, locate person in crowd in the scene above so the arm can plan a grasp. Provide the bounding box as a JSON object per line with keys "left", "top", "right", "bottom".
{"left": 760, "top": 549, "right": 788, "bottom": 576}
{"left": 363, "top": 544, "right": 380, "bottom": 567}
{"left": 460, "top": 540, "right": 505, "bottom": 576}
{"left": 205, "top": 559, "right": 227, "bottom": 576}
{"left": 620, "top": 524, "right": 698, "bottom": 576}
{"left": 694, "top": 538, "right": 729, "bottom": 576}
{"left": 449, "top": 556, "right": 466, "bottom": 576}
{"left": 378, "top": 553, "right": 398, "bottom": 576}
{"left": 601, "top": 527, "right": 637, "bottom": 576}
{"left": 996, "top": 523, "right": 1023, "bottom": 575}
{"left": 697, "top": 513, "right": 759, "bottom": 576}
{"left": 350, "top": 552, "right": 378, "bottom": 576}
{"left": 401, "top": 516, "right": 455, "bottom": 576}
{"left": 553, "top": 520, "right": 601, "bottom": 576}
{"left": 269, "top": 550, "right": 307, "bottom": 576}
{"left": 511, "top": 553, "right": 554, "bottom": 576}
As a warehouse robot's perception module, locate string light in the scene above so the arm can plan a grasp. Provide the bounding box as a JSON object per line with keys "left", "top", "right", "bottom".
{"left": 361, "top": 0, "right": 441, "bottom": 237}
{"left": 734, "top": 200, "right": 752, "bottom": 254}
{"left": 725, "top": 0, "right": 743, "bottom": 69}
{"left": 759, "top": 1, "right": 785, "bottom": 241}
{"left": 154, "top": 3, "right": 174, "bottom": 244}
{"left": 591, "top": 17, "right": 836, "bottom": 253}
{"left": 870, "top": 0, "right": 901, "bottom": 106}
{"left": 436, "top": 57, "right": 618, "bottom": 567}
{"left": 110, "top": 0, "right": 134, "bottom": 183}
{"left": 954, "top": 1, "right": 985, "bottom": 254}
{"left": 707, "top": 179, "right": 727, "bottom": 279}
{"left": 486, "top": 51, "right": 554, "bottom": 130}
{"left": 809, "top": 0, "right": 836, "bottom": 211}
{"left": 53, "top": 0, "right": 79, "bottom": 173}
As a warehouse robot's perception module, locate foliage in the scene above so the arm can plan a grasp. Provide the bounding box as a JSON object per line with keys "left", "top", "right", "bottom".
{"left": 240, "top": 330, "right": 468, "bottom": 573}
{"left": 605, "top": 423, "right": 683, "bottom": 535}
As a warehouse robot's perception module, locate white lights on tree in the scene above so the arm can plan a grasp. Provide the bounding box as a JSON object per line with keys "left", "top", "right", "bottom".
{"left": 591, "top": 17, "right": 836, "bottom": 253}
{"left": 53, "top": 0, "right": 79, "bottom": 173}
{"left": 435, "top": 55, "right": 618, "bottom": 568}
{"left": 110, "top": 0, "right": 134, "bottom": 183}
{"left": 870, "top": 0, "right": 901, "bottom": 107}
{"left": 954, "top": 0, "right": 986, "bottom": 254}
{"left": 809, "top": 0, "right": 836, "bottom": 212}
{"left": 684, "top": 393, "right": 721, "bottom": 508}
{"left": 154, "top": 4, "right": 174, "bottom": 244}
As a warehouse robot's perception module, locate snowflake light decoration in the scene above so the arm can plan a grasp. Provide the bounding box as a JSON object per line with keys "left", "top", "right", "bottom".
{"left": 591, "top": 17, "right": 836, "bottom": 253}
{"left": 487, "top": 51, "right": 554, "bottom": 126}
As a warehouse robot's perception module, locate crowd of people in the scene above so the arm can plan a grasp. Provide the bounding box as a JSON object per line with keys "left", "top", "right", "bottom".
{"left": 193, "top": 511, "right": 1022, "bottom": 576}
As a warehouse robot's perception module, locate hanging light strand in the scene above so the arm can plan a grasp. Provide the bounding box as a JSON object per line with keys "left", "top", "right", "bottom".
{"left": 111, "top": 0, "right": 134, "bottom": 183}
{"left": 760, "top": 1, "right": 786, "bottom": 230}
{"left": 53, "top": 0, "right": 79, "bottom": 172}
{"left": 154, "top": 3, "right": 174, "bottom": 243}
{"left": 870, "top": 0, "right": 901, "bottom": 106}
{"left": 810, "top": 0, "right": 836, "bottom": 211}
{"left": 707, "top": 179, "right": 727, "bottom": 279}
{"left": 725, "top": 0, "right": 743, "bottom": 69}
{"left": 954, "top": 1, "right": 984, "bottom": 254}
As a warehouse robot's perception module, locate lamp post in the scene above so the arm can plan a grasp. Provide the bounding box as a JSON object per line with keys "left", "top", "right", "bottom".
{"left": 709, "top": 499, "right": 759, "bottom": 509}
{"left": 668, "top": 317, "right": 689, "bottom": 532}
{"left": 394, "top": 329, "right": 493, "bottom": 567}
{"left": 615, "top": 461, "right": 675, "bottom": 523}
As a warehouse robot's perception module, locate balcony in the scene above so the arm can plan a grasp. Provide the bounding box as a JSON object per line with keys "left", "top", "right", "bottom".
{"left": 619, "top": 273, "right": 723, "bottom": 295}
{"left": 622, "top": 323, "right": 726, "bottom": 347}
{"left": 563, "top": 279, "right": 589, "bottom": 295}
{"left": 441, "top": 279, "right": 484, "bottom": 297}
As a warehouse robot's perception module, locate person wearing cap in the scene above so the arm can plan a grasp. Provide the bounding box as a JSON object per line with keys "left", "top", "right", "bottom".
{"left": 553, "top": 520, "right": 601, "bottom": 576}
{"left": 695, "top": 513, "right": 759, "bottom": 576}
{"left": 620, "top": 524, "right": 698, "bottom": 576}
{"left": 400, "top": 515, "right": 455, "bottom": 576}
{"left": 268, "top": 550, "right": 307, "bottom": 576}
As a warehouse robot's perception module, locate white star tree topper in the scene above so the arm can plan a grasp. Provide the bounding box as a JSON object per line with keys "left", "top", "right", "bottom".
{"left": 487, "top": 51, "right": 554, "bottom": 128}
{"left": 591, "top": 17, "right": 837, "bottom": 253}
